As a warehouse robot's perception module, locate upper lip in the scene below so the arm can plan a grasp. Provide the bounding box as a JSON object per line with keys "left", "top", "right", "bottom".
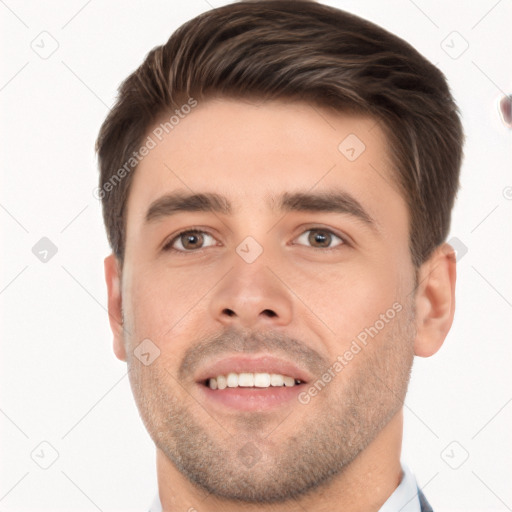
{"left": 194, "top": 355, "right": 313, "bottom": 384}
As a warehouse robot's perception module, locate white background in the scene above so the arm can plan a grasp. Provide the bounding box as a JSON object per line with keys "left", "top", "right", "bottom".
{"left": 1, "top": 1, "right": 511, "bottom": 511}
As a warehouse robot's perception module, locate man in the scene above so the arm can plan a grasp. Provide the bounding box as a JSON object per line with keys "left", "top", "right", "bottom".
{"left": 96, "top": 1, "right": 463, "bottom": 510}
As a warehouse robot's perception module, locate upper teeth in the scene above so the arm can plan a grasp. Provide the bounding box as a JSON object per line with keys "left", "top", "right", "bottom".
{"left": 207, "top": 372, "right": 302, "bottom": 390}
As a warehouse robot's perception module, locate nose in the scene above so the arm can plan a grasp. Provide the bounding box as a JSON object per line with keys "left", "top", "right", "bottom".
{"left": 208, "top": 252, "right": 293, "bottom": 329}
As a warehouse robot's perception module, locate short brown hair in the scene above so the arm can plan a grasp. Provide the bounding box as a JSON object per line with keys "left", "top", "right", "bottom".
{"left": 96, "top": 0, "right": 464, "bottom": 269}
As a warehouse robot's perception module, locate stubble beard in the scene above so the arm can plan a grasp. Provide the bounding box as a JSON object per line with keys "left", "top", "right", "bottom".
{"left": 126, "top": 301, "right": 415, "bottom": 504}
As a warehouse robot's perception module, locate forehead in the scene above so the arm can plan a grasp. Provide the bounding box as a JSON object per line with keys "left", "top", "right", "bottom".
{"left": 126, "top": 98, "right": 402, "bottom": 227}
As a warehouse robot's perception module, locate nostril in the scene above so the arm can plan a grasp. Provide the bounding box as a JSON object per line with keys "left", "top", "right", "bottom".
{"left": 221, "top": 308, "right": 276, "bottom": 318}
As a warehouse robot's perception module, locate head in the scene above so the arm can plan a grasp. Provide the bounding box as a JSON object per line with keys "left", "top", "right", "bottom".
{"left": 97, "top": 0, "right": 462, "bottom": 505}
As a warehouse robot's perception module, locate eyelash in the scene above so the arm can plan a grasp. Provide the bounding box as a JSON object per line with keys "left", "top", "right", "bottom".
{"left": 162, "top": 227, "right": 349, "bottom": 254}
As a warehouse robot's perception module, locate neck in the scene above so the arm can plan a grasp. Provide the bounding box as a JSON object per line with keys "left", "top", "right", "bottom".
{"left": 156, "top": 410, "right": 404, "bottom": 512}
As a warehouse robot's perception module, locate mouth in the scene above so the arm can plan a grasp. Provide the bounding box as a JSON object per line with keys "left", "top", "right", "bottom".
{"left": 195, "top": 355, "right": 311, "bottom": 412}
{"left": 201, "top": 373, "right": 304, "bottom": 389}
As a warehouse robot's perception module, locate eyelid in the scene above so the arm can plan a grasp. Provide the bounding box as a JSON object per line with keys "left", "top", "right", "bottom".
{"left": 163, "top": 225, "right": 351, "bottom": 254}
{"left": 291, "top": 225, "right": 350, "bottom": 249}
{"left": 162, "top": 227, "right": 219, "bottom": 252}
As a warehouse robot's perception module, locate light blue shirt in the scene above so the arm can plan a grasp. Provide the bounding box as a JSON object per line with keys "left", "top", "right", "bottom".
{"left": 148, "top": 464, "right": 421, "bottom": 512}
{"left": 377, "top": 464, "right": 421, "bottom": 512}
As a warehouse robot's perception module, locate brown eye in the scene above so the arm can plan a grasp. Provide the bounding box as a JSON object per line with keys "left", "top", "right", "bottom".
{"left": 308, "top": 229, "right": 331, "bottom": 248}
{"left": 295, "top": 228, "right": 344, "bottom": 249}
{"left": 165, "top": 230, "right": 216, "bottom": 252}
{"left": 182, "top": 232, "right": 203, "bottom": 249}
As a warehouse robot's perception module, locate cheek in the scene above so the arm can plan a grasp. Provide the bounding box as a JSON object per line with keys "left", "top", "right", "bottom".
{"left": 124, "top": 264, "right": 217, "bottom": 341}
{"left": 304, "top": 260, "right": 403, "bottom": 341}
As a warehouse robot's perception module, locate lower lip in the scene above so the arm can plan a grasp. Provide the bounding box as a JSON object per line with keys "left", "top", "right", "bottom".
{"left": 198, "top": 383, "right": 305, "bottom": 412}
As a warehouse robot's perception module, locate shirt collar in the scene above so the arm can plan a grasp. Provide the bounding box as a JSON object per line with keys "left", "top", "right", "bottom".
{"left": 148, "top": 491, "right": 162, "bottom": 512}
{"left": 378, "top": 464, "right": 421, "bottom": 512}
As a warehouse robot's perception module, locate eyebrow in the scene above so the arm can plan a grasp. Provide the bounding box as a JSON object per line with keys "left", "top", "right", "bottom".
{"left": 145, "top": 190, "right": 378, "bottom": 231}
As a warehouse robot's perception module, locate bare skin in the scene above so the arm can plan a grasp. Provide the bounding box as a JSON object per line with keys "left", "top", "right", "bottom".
{"left": 104, "top": 98, "right": 456, "bottom": 512}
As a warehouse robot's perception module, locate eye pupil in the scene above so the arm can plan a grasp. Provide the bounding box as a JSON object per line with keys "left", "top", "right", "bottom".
{"left": 167, "top": 228, "right": 341, "bottom": 253}
{"left": 182, "top": 232, "right": 203, "bottom": 249}
{"left": 309, "top": 230, "right": 330, "bottom": 247}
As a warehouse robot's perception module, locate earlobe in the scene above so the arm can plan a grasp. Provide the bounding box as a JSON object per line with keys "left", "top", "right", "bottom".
{"left": 104, "top": 254, "right": 127, "bottom": 362}
{"left": 413, "top": 242, "right": 457, "bottom": 358}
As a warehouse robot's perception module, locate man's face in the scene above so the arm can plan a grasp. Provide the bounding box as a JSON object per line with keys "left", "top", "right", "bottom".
{"left": 117, "top": 98, "right": 417, "bottom": 502}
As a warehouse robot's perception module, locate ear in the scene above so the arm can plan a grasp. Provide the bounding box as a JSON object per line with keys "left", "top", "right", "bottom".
{"left": 104, "top": 254, "right": 126, "bottom": 362}
{"left": 413, "top": 242, "right": 457, "bottom": 357}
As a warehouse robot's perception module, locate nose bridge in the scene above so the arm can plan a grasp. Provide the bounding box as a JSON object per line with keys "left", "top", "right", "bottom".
{"left": 209, "top": 236, "right": 293, "bottom": 328}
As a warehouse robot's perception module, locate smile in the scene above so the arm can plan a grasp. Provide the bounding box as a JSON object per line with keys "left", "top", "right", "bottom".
{"left": 205, "top": 372, "right": 303, "bottom": 389}
{"left": 194, "top": 355, "right": 312, "bottom": 411}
